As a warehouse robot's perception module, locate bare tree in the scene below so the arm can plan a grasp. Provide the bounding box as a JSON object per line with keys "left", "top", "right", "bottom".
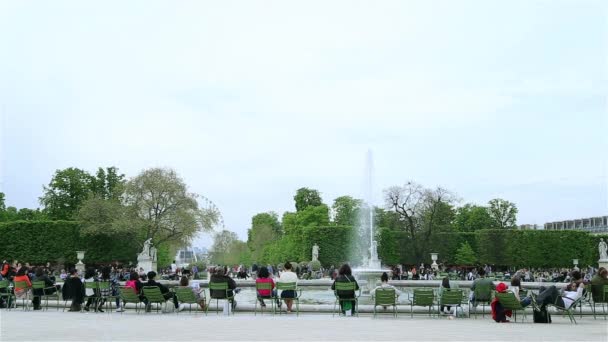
{"left": 385, "top": 182, "right": 456, "bottom": 263}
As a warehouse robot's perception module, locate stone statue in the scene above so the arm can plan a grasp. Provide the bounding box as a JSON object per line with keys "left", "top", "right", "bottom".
{"left": 149, "top": 246, "right": 157, "bottom": 261}
{"left": 599, "top": 238, "right": 608, "bottom": 260}
{"left": 312, "top": 244, "right": 320, "bottom": 261}
{"left": 142, "top": 238, "right": 152, "bottom": 256}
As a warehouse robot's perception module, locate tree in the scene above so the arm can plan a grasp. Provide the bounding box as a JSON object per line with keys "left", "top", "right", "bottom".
{"left": 40, "top": 168, "right": 96, "bottom": 220}
{"left": 122, "top": 168, "right": 219, "bottom": 247}
{"left": 454, "top": 241, "right": 477, "bottom": 265}
{"left": 294, "top": 187, "right": 323, "bottom": 212}
{"left": 39, "top": 167, "right": 125, "bottom": 220}
{"left": 210, "top": 230, "right": 249, "bottom": 265}
{"left": 77, "top": 197, "right": 128, "bottom": 236}
{"left": 247, "top": 212, "right": 282, "bottom": 262}
{"left": 453, "top": 204, "right": 493, "bottom": 232}
{"left": 487, "top": 198, "right": 518, "bottom": 229}
{"left": 332, "top": 196, "right": 362, "bottom": 226}
{"left": 385, "top": 181, "right": 456, "bottom": 263}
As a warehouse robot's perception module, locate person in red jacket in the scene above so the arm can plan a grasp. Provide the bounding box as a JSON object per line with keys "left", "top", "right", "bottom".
{"left": 13, "top": 267, "right": 32, "bottom": 299}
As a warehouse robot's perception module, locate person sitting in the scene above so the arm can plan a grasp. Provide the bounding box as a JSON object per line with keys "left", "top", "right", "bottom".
{"left": 591, "top": 267, "right": 608, "bottom": 286}
{"left": 438, "top": 276, "right": 458, "bottom": 314}
{"left": 62, "top": 268, "right": 84, "bottom": 312}
{"left": 97, "top": 266, "right": 120, "bottom": 313}
{"left": 470, "top": 268, "right": 495, "bottom": 306}
{"left": 508, "top": 276, "right": 531, "bottom": 307}
{"left": 179, "top": 276, "right": 206, "bottom": 310}
{"left": 490, "top": 282, "right": 512, "bottom": 323}
{"left": 278, "top": 262, "right": 298, "bottom": 313}
{"left": 534, "top": 271, "right": 585, "bottom": 309}
{"left": 255, "top": 266, "right": 276, "bottom": 308}
{"left": 32, "top": 267, "right": 59, "bottom": 310}
{"left": 13, "top": 267, "right": 32, "bottom": 301}
{"left": 331, "top": 263, "right": 359, "bottom": 316}
{"left": 144, "top": 271, "right": 179, "bottom": 312}
{"left": 209, "top": 267, "right": 238, "bottom": 310}
{"left": 371, "top": 272, "right": 402, "bottom": 310}
{"left": 82, "top": 267, "right": 100, "bottom": 312}
{"left": 125, "top": 271, "right": 144, "bottom": 295}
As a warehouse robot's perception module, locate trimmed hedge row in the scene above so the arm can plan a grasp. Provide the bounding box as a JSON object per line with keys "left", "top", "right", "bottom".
{"left": 379, "top": 228, "right": 608, "bottom": 268}
{"left": 0, "top": 220, "right": 139, "bottom": 265}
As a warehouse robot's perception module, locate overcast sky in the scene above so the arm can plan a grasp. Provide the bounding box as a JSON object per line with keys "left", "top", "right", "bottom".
{"left": 1, "top": 1, "right": 606, "bottom": 248}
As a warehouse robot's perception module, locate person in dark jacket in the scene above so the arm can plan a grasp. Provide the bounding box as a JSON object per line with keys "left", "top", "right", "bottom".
{"left": 32, "top": 267, "right": 59, "bottom": 310}
{"left": 144, "top": 271, "right": 178, "bottom": 312}
{"left": 209, "top": 267, "right": 238, "bottom": 310}
{"left": 331, "top": 264, "right": 359, "bottom": 315}
{"left": 62, "top": 268, "right": 84, "bottom": 312}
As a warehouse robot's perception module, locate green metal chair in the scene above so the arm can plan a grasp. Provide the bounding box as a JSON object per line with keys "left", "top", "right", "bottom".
{"left": 142, "top": 286, "right": 169, "bottom": 314}
{"left": 373, "top": 288, "right": 398, "bottom": 318}
{"left": 254, "top": 282, "right": 275, "bottom": 316}
{"left": 31, "top": 280, "right": 59, "bottom": 311}
{"left": 0, "top": 280, "right": 16, "bottom": 310}
{"left": 471, "top": 282, "right": 493, "bottom": 318}
{"left": 277, "top": 282, "right": 301, "bottom": 316}
{"left": 118, "top": 286, "right": 142, "bottom": 314}
{"left": 13, "top": 281, "right": 32, "bottom": 311}
{"left": 207, "top": 282, "right": 235, "bottom": 315}
{"left": 411, "top": 288, "right": 435, "bottom": 318}
{"left": 174, "top": 286, "right": 202, "bottom": 315}
{"left": 439, "top": 289, "right": 465, "bottom": 317}
{"left": 495, "top": 291, "right": 527, "bottom": 322}
{"left": 333, "top": 282, "right": 360, "bottom": 317}
{"left": 83, "top": 282, "right": 100, "bottom": 312}
{"left": 590, "top": 284, "right": 608, "bottom": 320}
{"left": 550, "top": 295, "right": 583, "bottom": 324}
{"left": 97, "top": 281, "right": 119, "bottom": 313}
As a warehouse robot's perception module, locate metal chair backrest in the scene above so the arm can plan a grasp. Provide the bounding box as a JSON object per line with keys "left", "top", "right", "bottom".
{"left": 495, "top": 291, "right": 524, "bottom": 310}
{"left": 334, "top": 282, "right": 357, "bottom": 292}
{"left": 0, "top": 280, "right": 9, "bottom": 289}
{"left": 255, "top": 282, "right": 273, "bottom": 292}
{"left": 14, "top": 281, "right": 31, "bottom": 291}
{"left": 31, "top": 281, "right": 46, "bottom": 290}
{"left": 276, "top": 282, "right": 297, "bottom": 291}
{"left": 413, "top": 289, "right": 434, "bottom": 306}
{"left": 209, "top": 282, "right": 232, "bottom": 299}
{"left": 440, "top": 289, "right": 463, "bottom": 306}
{"left": 175, "top": 287, "right": 197, "bottom": 304}
{"left": 119, "top": 286, "right": 141, "bottom": 303}
{"left": 375, "top": 288, "right": 396, "bottom": 306}
{"left": 84, "top": 282, "right": 98, "bottom": 292}
{"left": 142, "top": 286, "right": 166, "bottom": 302}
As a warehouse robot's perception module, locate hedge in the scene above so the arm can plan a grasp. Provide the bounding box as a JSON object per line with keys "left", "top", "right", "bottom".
{"left": 0, "top": 220, "right": 139, "bottom": 265}
{"left": 379, "top": 228, "right": 608, "bottom": 268}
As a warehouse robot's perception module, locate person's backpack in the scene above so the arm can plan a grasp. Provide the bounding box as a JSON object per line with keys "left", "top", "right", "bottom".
{"left": 533, "top": 306, "right": 552, "bottom": 323}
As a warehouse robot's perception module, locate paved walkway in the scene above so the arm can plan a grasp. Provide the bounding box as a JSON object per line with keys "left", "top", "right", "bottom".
{"left": 1, "top": 311, "right": 607, "bottom": 341}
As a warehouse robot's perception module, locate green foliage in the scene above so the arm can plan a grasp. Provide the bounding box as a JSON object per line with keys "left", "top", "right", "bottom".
{"left": 123, "top": 167, "right": 219, "bottom": 247}
{"left": 487, "top": 198, "right": 518, "bottom": 229}
{"left": 453, "top": 204, "right": 493, "bottom": 232}
{"left": 454, "top": 241, "right": 477, "bottom": 265}
{"left": 294, "top": 187, "right": 323, "bottom": 212}
{"left": 309, "top": 260, "right": 321, "bottom": 271}
{"left": 302, "top": 225, "right": 353, "bottom": 267}
{"left": 0, "top": 221, "right": 138, "bottom": 264}
{"left": 247, "top": 212, "right": 282, "bottom": 262}
{"left": 209, "top": 230, "right": 251, "bottom": 266}
{"left": 379, "top": 227, "right": 605, "bottom": 268}
{"left": 40, "top": 167, "right": 125, "bottom": 220}
{"left": 332, "top": 196, "right": 362, "bottom": 226}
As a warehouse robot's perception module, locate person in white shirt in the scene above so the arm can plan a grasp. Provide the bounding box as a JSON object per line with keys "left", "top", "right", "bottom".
{"left": 534, "top": 271, "right": 585, "bottom": 309}
{"left": 277, "top": 262, "right": 298, "bottom": 313}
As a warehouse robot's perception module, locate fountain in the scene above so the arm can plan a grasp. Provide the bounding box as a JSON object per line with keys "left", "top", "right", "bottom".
{"left": 352, "top": 150, "right": 391, "bottom": 292}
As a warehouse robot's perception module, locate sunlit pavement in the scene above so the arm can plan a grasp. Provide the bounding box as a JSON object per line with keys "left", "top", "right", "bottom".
{"left": 1, "top": 310, "right": 607, "bottom": 341}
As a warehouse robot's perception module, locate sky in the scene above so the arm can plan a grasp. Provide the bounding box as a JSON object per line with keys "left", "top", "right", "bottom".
{"left": 0, "top": 1, "right": 606, "bottom": 248}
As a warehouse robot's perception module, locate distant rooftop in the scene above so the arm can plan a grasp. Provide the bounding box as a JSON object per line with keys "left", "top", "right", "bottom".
{"left": 544, "top": 215, "right": 608, "bottom": 234}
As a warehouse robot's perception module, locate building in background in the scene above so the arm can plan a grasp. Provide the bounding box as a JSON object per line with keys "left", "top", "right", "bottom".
{"left": 544, "top": 216, "right": 608, "bottom": 234}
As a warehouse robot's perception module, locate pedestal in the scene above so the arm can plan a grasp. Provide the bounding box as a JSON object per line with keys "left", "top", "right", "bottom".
{"left": 75, "top": 261, "right": 85, "bottom": 276}
{"left": 137, "top": 258, "right": 157, "bottom": 274}
{"left": 599, "top": 259, "right": 608, "bottom": 270}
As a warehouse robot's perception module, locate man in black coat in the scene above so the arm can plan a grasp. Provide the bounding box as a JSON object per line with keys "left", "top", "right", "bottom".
{"left": 144, "top": 271, "right": 178, "bottom": 312}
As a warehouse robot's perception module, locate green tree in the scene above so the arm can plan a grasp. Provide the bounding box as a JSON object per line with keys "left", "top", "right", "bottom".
{"left": 454, "top": 204, "right": 493, "bottom": 232}
{"left": 209, "top": 230, "right": 250, "bottom": 265}
{"left": 40, "top": 168, "right": 96, "bottom": 220}
{"left": 332, "top": 196, "right": 362, "bottom": 226}
{"left": 122, "top": 167, "right": 220, "bottom": 247}
{"left": 77, "top": 197, "right": 128, "bottom": 236}
{"left": 294, "top": 187, "right": 323, "bottom": 212}
{"left": 454, "top": 241, "right": 477, "bottom": 265}
{"left": 488, "top": 198, "right": 518, "bottom": 229}
{"left": 247, "top": 212, "right": 282, "bottom": 262}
